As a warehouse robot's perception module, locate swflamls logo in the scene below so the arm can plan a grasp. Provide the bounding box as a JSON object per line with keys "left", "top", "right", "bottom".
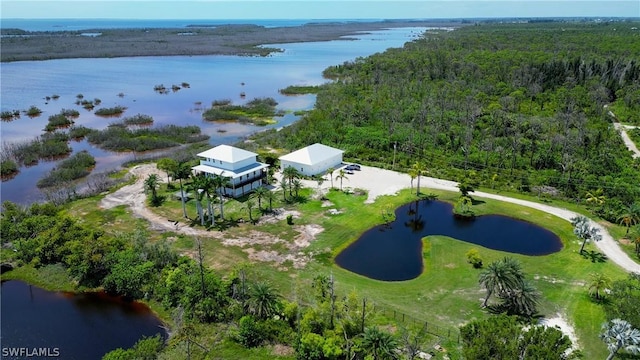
{"left": 1, "top": 347, "right": 60, "bottom": 358}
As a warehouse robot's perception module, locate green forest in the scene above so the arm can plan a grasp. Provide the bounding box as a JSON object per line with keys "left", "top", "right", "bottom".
{"left": 252, "top": 21, "right": 640, "bottom": 221}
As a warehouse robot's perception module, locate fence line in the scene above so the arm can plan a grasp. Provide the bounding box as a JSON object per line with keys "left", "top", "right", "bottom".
{"left": 371, "top": 302, "right": 460, "bottom": 343}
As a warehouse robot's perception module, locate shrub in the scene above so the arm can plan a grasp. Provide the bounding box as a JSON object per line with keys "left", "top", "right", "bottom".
{"left": 286, "top": 214, "right": 294, "bottom": 225}
{"left": 95, "top": 106, "right": 126, "bottom": 116}
{"left": 466, "top": 248, "right": 483, "bottom": 268}
{"left": 26, "top": 105, "right": 42, "bottom": 117}
{"left": 1, "top": 159, "right": 18, "bottom": 177}
{"left": 236, "top": 315, "right": 265, "bottom": 348}
{"left": 45, "top": 113, "right": 73, "bottom": 132}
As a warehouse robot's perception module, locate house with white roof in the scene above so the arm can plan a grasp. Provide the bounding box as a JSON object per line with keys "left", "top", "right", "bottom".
{"left": 192, "top": 145, "right": 268, "bottom": 198}
{"left": 279, "top": 143, "right": 344, "bottom": 176}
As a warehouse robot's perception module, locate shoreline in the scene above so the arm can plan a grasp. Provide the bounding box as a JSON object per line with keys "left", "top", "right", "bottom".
{"left": 1, "top": 20, "right": 464, "bottom": 62}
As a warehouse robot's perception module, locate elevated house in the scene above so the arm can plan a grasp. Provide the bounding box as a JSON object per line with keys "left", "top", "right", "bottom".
{"left": 279, "top": 143, "right": 344, "bottom": 176}
{"left": 192, "top": 145, "right": 268, "bottom": 198}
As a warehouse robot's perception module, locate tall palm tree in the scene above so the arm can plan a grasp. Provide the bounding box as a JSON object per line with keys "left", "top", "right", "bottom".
{"left": 211, "top": 172, "right": 231, "bottom": 221}
{"left": 291, "top": 179, "right": 303, "bottom": 198}
{"left": 279, "top": 178, "right": 288, "bottom": 202}
{"left": 245, "top": 199, "right": 256, "bottom": 223}
{"left": 144, "top": 174, "right": 159, "bottom": 203}
{"left": 247, "top": 282, "right": 281, "bottom": 320}
{"left": 188, "top": 173, "right": 208, "bottom": 225}
{"left": 263, "top": 189, "right": 276, "bottom": 213}
{"left": 601, "top": 319, "right": 640, "bottom": 360}
{"left": 282, "top": 166, "right": 300, "bottom": 197}
{"left": 200, "top": 175, "right": 216, "bottom": 226}
{"left": 408, "top": 168, "right": 418, "bottom": 191}
{"left": 361, "top": 326, "right": 398, "bottom": 360}
{"left": 618, "top": 203, "right": 640, "bottom": 235}
{"left": 411, "top": 161, "right": 426, "bottom": 196}
{"left": 478, "top": 257, "right": 523, "bottom": 307}
{"left": 174, "top": 162, "right": 192, "bottom": 218}
{"left": 571, "top": 215, "right": 603, "bottom": 254}
{"left": 335, "top": 169, "right": 348, "bottom": 191}
{"left": 252, "top": 186, "right": 268, "bottom": 210}
{"left": 589, "top": 272, "right": 612, "bottom": 301}
{"left": 326, "top": 167, "right": 335, "bottom": 188}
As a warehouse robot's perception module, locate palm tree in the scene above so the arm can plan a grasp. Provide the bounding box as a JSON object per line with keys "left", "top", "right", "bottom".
{"left": 252, "top": 186, "right": 268, "bottom": 210}
{"left": 618, "top": 203, "right": 640, "bottom": 235}
{"left": 571, "top": 215, "right": 603, "bottom": 254}
{"left": 601, "top": 319, "right": 640, "bottom": 360}
{"left": 408, "top": 168, "right": 418, "bottom": 191}
{"left": 499, "top": 279, "right": 540, "bottom": 317}
{"left": 478, "top": 257, "right": 523, "bottom": 307}
{"left": 361, "top": 326, "right": 398, "bottom": 360}
{"left": 291, "top": 179, "right": 303, "bottom": 198}
{"left": 335, "top": 169, "right": 348, "bottom": 191}
{"left": 411, "top": 161, "right": 426, "bottom": 196}
{"left": 279, "top": 178, "right": 288, "bottom": 202}
{"left": 264, "top": 189, "right": 276, "bottom": 213}
{"left": 588, "top": 272, "right": 612, "bottom": 301}
{"left": 200, "top": 175, "right": 216, "bottom": 226}
{"left": 144, "top": 174, "right": 159, "bottom": 203}
{"left": 247, "top": 282, "right": 281, "bottom": 320}
{"left": 174, "top": 162, "right": 192, "bottom": 218}
{"left": 157, "top": 158, "right": 177, "bottom": 186}
{"left": 585, "top": 188, "right": 606, "bottom": 206}
{"left": 326, "top": 167, "right": 335, "bottom": 188}
{"left": 245, "top": 199, "right": 256, "bottom": 223}
{"left": 211, "top": 172, "right": 231, "bottom": 221}
{"left": 282, "top": 166, "right": 301, "bottom": 197}
{"left": 188, "top": 174, "right": 208, "bottom": 225}
{"left": 631, "top": 226, "right": 640, "bottom": 257}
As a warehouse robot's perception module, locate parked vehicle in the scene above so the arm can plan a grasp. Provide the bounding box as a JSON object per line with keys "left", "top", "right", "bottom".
{"left": 345, "top": 164, "right": 361, "bottom": 171}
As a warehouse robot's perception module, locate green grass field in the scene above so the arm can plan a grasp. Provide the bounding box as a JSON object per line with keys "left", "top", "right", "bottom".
{"left": 28, "top": 175, "right": 638, "bottom": 358}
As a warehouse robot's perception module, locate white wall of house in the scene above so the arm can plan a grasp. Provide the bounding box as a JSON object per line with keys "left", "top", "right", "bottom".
{"left": 200, "top": 157, "right": 255, "bottom": 172}
{"left": 281, "top": 153, "right": 343, "bottom": 176}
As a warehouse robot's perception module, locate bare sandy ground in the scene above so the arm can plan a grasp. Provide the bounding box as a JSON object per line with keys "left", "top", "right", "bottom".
{"left": 99, "top": 163, "right": 321, "bottom": 268}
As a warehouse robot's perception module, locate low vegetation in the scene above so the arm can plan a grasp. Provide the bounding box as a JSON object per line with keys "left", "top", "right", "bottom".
{"left": 279, "top": 85, "right": 321, "bottom": 95}
{"left": 94, "top": 106, "right": 126, "bottom": 117}
{"left": 37, "top": 151, "right": 96, "bottom": 188}
{"left": 202, "top": 97, "right": 283, "bottom": 125}
{"left": 2, "top": 132, "right": 71, "bottom": 166}
{"left": 86, "top": 125, "right": 209, "bottom": 152}
{"left": 25, "top": 105, "right": 42, "bottom": 117}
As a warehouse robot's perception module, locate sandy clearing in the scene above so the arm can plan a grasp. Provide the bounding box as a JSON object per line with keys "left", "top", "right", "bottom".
{"left": 540, "top": 314, "right": 580, "bottom": 351}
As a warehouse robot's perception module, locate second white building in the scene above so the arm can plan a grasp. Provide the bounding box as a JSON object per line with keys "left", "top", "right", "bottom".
{"left": 279, "top": 143, "right": 344, "bottom": 176}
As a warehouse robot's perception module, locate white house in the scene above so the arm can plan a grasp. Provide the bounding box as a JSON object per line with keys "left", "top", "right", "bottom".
{"left": 192, "top": 145, "right": 268, "bottom": 198}
{"left": 279, "top": 143, "right": 344, "bottom": 176}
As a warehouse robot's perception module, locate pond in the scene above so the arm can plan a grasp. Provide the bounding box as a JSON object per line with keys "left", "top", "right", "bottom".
{"left": 335, "top": 199, "right": 563, "bottom": 281}
{"left": 0, "top": 280, "right": 166, "bottom": 359}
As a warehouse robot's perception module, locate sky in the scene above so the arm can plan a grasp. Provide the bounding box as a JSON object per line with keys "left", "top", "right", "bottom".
{"left": 1, "top": 1, "right": 639, "bottom": 20}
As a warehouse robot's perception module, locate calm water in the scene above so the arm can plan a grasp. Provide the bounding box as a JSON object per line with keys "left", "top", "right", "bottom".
{"left": 1, "top": 280, "right": 166, "bottom": 360}
{"left": 0, "top": 26, "right": 426, "bottom": 204}
{"left": 335, "top": 199, "right": 562, "bottom": 281}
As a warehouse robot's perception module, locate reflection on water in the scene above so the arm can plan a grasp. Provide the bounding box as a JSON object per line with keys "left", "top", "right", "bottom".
{"left": 335, "top": 199, "right": 563, "bottom": 281}
{"left": 1, "top": 27, "right": 426, "bottom": 204}
{"left": 0, "top": 280, "right": 165, "bottom": 360}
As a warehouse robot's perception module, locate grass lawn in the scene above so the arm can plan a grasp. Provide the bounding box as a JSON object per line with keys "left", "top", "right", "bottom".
{"left": 14, "top": 174, "right": 633, "bottom": 358}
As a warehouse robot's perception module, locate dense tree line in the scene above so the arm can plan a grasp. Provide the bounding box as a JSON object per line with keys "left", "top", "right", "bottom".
{"left": 251, "top": 22, "right": 640, "bottom": 221}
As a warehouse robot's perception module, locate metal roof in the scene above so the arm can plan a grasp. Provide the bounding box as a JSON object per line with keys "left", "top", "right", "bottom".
{"left": 196, "top": 145, "right": 257, "bottom": 163}
{"left": 278, "top": 143, "right": 344, "bottom": 166}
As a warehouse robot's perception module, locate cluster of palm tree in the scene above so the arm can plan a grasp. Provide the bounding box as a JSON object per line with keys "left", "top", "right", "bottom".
{"left": 144, "top": 174, "right": 161, "bottom": 206}
{"left": 280, "top": 166, "right": 304, "bottom": 201}
{"left": 478, "top": 257, "right": 540, "bottom": 317}
{"left": 618, "top": 203, "right": 640, "bottom": 236}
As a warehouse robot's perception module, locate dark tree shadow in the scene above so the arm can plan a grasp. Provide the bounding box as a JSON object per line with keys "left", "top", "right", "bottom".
{"left": 581, "top": 250, "right": 608, "bottom": 263}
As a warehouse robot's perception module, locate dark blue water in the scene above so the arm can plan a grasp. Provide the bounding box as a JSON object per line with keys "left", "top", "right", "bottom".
{"left": 0, "top": 280, "right": 166, "bottom": 360}
{"left": 335, "top": 200, "right": 562, "bottom": 281}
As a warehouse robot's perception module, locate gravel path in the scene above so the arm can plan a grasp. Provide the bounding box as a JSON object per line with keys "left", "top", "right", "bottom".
{"left": 613, "top": 122, "right": 640, "bottom": 158}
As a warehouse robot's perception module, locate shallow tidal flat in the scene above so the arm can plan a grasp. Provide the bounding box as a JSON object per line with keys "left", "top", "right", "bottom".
{"left": 0, "top": 20, "right": 461, "bottom": 62}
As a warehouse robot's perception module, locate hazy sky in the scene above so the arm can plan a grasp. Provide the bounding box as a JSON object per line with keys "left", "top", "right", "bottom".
{"left": 1, "top": 1, "right": 639, "bottom": 19}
